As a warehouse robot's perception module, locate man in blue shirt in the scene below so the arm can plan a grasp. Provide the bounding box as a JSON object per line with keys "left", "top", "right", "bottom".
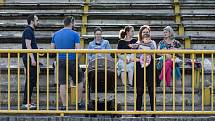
{"left": 51, "top": 16, "right": 84, "bottom": 110}
{"left": 21, "top": 14, "right": 39, "bottom": 109}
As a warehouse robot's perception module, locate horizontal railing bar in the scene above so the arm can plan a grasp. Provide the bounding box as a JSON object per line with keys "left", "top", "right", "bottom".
{"left": 0, "top": 49, "right": 214, "bottom": 54}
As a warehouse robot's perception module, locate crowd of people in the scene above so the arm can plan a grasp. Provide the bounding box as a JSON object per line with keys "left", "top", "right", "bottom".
{"left": 21, "top": 14, "right": 182, "bottom": 114}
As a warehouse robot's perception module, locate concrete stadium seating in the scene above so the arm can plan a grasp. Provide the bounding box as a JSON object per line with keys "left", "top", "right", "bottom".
{"left": 0, "top": 0, "right": 214, "bottom": 111}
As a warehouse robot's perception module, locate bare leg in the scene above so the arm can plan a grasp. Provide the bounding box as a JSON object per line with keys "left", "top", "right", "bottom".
{"left": 121, "top": 72, "right": 126, "bottom": 85}
{"left": 128, "top": 71, "right": 133, "bottom": 86}
{"left": 78, "top": 82, "right": 85, "bottom": 103}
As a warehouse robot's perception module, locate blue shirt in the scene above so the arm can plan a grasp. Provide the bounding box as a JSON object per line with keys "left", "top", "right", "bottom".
{"left": 88, "top": 39, "right": 111, "bottom": 60}
{"left": 51, "top": 28, "right": 80, "bottom": 60}
{"left": 22, "top": 26, "right": 38, "bottom": 61}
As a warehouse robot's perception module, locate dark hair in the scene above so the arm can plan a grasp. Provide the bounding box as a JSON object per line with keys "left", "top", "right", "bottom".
{"left": 94, "top": 27, "right": 102, "bottom": 34}
{"left": 138, "top": 25, "right": 151, "bottom": 41}
{"left": 64, "top": 16, "right": 74, "bottom": 26}
{"left": 119, "top": 26, "right": 133, "bottom": 39}
{"left": 27, "top": 14, "right": 35, "bottom": 25}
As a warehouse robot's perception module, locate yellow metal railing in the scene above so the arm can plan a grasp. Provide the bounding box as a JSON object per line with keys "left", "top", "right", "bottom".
{"left": 0, "top": 49, "right": 214, "bottom": 115}
{"left": 173, "top": 0, "right": 191, "bottom": 49}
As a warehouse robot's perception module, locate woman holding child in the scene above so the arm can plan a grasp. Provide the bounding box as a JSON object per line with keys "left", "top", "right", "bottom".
{"left": 135, "top": 25, "right": 157, "bottom": 113}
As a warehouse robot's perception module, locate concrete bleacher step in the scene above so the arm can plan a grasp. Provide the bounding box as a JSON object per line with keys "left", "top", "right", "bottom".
{"left": 0, "top": 72, "right": 198, "bottom": 88}
{"left": 5, "top": 0, "right": 82, "bottom": 3}
{"left": 0, "top": 84, "right": 201, "bottom": 106}
{"left": 0, "top": 23, "right": 179, "bottom": 31}
{"left": 0, "top": 12, "right": 82, "bottom": 20}
{"left": 90, "top": 0, "right": 172, "bottom": 4}
{"left": 0, "top": 3, "right": 82, "bottom": 10}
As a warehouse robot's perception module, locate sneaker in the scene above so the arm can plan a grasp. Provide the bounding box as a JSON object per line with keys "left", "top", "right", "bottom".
{"left": 31, "top": 103, "right": 36, "bottom": 107}
{"left": 78, "top": 103, "right": 85, "bottom": 109}
{"left": 128, "top": 84, "right": 133, "bottom": 87}
{"left": 21, "top": 104, "right": 36, "bottom": 110}
{"left": 59, "top": 106, "right": 66, "bottom": 110}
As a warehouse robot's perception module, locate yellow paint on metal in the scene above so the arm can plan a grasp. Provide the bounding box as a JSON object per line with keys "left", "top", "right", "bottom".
{"left": 212, "top": 54, "right": 214, "bottom": 110}
{"left": 179, "top": 25, "right": 184, "bottom": 36}
{"left": 66, "top": 53, "right": 69, "bottom": 111}
{"left": 56, "top": 54, "right": 59, "bottom": 110}
{"left": 17, "top": 53, "right": 21, "bottom": 110}
{"left": 114, "top": 53, "right": 118, "bottom": 111}
{"left": 192, "top": 54, "right": 195, "bottom": 111}
{"left": 37, "top": 53, "right": 40, "bottom": 110}
{"left": 1, "top": 49, "right": 215, "bottom": 54}
{"left": 175, "top": 15, "right": 181, "bottom": 24}
{"left": 163, "top": 55, "right": 166, "bottom": 111}
{"left": 47, "top": 53, "right": 50, "bottom": 110}
{"left": 27, "top": 53, "right": 30, "bottom": 110}
{"left": 76, "top": 53, "right": 79, "bottom": 111}
{"left": 173, "top": 54, "right": 176, "bottom": 111}
{"left": 134, "top": 53, "right": 137, "bottom": 111}
{"left": 0, "top": 110, "right": 214, "bottom": 115}
{"left": 0, "top": 51, "right": 0, "bottom": 108}
{"left": 105, "top": 54, "right": 107, "bottom": 111}
{"left": 174, "top": 0, "right": 179, "bottom": 3}
{"left": 95, "top": 54, "right": 98, "bottom": 111}
{"left": 70, "top": 86, "right": 76, "bottom": 105}
{"left": 204, "top": 87, "right": 211, "bottom": 106}
{"left": 153, "top": 54, "right": 156, "bottom": 111}
{"left": 202, "top": 54, "right": 204, "bottom": 111}
{"left": 182, "top": 54, "right": 185, "bottom": 111}
{"left": 85, "top": 54, "right": 88, "bottom": 111}
{"left": 8, "top": 53, "right": 11, "bottom": 110}
{"left": 124, "top": 53, "right": 127, "bottom": 111}
{"left": 2, "top": 49, "right": 215, "bottom": 115}
{"left": 144, "top": 53, "right": 146, "bottom": 112}
{"left": 194, "top": 69, "right": 200, "bottom": 89}
{"left": 80, "top": 0, "right": 90, "bottom": 64}
{"left": 0, "top": 0, "right": 4, "bottom": 4}
{"left": 175, "top": 6, "right": 180, "bottom": 15}
{"left": 185, "top": 38, "right": 191, "bottom": 49}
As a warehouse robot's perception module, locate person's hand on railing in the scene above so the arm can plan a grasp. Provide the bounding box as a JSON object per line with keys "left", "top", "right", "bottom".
{"left": 130, "top": 58, "right": 140, "bottom": 62}
{"left": 38, "top": 48, "right": 45, "bottom": 57}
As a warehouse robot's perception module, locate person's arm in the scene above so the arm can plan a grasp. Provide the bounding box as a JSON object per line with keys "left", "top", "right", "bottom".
{"left": 173, "top": 40, "right": 182, "bottom": 58}
{"left": 50, "top": 34, "right": 57, "bottom": 58}
{"left": 25, "top": 39, "right": 36, "bottom": 66}
{"left": 106, "top": 40, "right": 111, "bottom": 49}
{"left": 51, "top": 43, "right": 55, "bottom": 49}
{"left": 105, "top": 40, "right": 112, "bottom": 59}
{"left": 75, "top": 43, "right": 81, "bottom": 49}
{"left": 87, "top": 42, "right": 93, "bottom": 61}
{"left": 74, "top": 33, "right": 84, "bottom": 60}
{"left": 117, "top": 40, "right": 125, "bottom": 60}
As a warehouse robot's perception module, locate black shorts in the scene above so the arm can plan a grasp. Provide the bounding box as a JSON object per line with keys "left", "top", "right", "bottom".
{"left": 59, "top": 59, "right": 83, "bottom": 85}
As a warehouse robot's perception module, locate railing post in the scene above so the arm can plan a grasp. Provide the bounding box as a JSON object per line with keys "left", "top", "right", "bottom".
{"left": 80, "top": 0, "right": 90, "bottom": 64}
{"left": 173, "top": 0, "right": 191, "bottom": 49}
{"left": 0, "top": 0, "right": 4, "bottom": 4}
